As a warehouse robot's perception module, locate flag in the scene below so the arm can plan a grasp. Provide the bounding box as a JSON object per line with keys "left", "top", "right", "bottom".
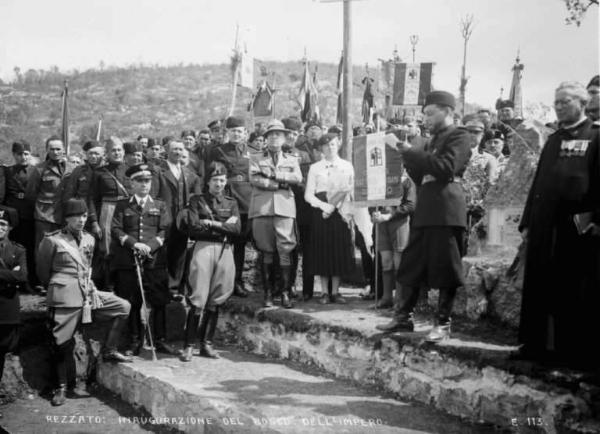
{"left": 251, "top": 80, "right": 274, "bottom": 117}
{"left": 379, "top": 59, "right": 394, "bottom": 92}
{"left": 231, "top": 26, "right": 254, "bottom": 89}
{"left": 336, "top": 54, "right": 343, "bottom": 125}
{"left": 361, "top": 77, "right": 375, "bottom": 124}
{"left": 298, "top": 59, "right": 319, "bottom": 122}
{"left": 392, "top": 63, "right": 433, "bottom": 106}
{"left": 509, "top": 55, "right": 524, "bottom": 118}
{"left": 60, "top": 80, "right": 70, "bottom": 154}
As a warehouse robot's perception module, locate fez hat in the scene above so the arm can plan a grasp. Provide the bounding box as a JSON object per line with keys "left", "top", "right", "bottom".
{"left": 208, "top": 119, "right": 222, "bottom": 129}
{"left": 126, "top": 163, "right": 153, "bottom": 180}
{"left": 12, "top": 140, "right": 31, "bottom": 154}
{"left": 82, "top": 140, "right": 102, "bottom": 151}
{"left": 282, "top": 117, "right": 303, "bottom": 132}
{"left": 206, "top": 161, "right": 228, "bottom": 180}
{"left": 497, "top": 99, "right": 515, "bottom": 109}
{"left": 225, "top": 116, "right": 245, "bottom": 129}
{"left": 424, "top": 91, "right": 456, "bottom": 110}
{"left": 304, "top": 120, "right": 323, "bottom": 132}
{"left": 123, "top": 142, "right": 143, "bottom": 154}
{"left": 63, "top": 199, "right": 88, "bottom": 218}
{"left": 327, "top": 125, "right": 343, "bottom": 134}
{"left": 587, "top": 75, "right": 600, "bottom": 89}
{"left": 465, "top": 119, "right": 485, "bottom": 132}
{"left": 147, "top": 138, "right": 157, "bottom": 148}
{"left": 317, "top": 133, "right": 339, "bottom": 148}
{"left": 0, "top": 206, "right": 18, "bottom": 227}
{"left": 483, "top": 129, "right": 505, "bottom": 142}
{"left": 263, "top": 119, "right": 290, "bottom": 137}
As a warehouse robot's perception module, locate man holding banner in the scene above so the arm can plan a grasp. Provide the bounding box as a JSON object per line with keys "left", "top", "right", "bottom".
{"left": 377, "top": 91, "right": 471, "bottom": 343}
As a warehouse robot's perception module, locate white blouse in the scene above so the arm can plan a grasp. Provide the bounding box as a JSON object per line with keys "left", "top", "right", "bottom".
{"left": 304, "top": 157, "right": 354, "bottom": 209}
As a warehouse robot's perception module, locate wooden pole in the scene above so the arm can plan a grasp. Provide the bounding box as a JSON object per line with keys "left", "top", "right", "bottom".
{"left": 228, "top": 24, "right": 240, "bottom": 117}
{"left": 342, "top": 0, "right": 353, "bottom": 160}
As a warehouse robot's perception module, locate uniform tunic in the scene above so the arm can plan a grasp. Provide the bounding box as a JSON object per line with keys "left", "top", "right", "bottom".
{"left": 37, "top": 229, "right": 130, "bottom": 345}
{"left": 397, "top": 125, "right": 471, "bottom": 288}
{"left": 0, "top": 238, "right": 27, "bottom": 356}
{"left": 177, "top": 193, "right": 241, "bottom": 309}
{"left": 110, "top": 196, "right": 171, "bottom": 307}
{"left": 518, "top": 117, "right": 600, "bottom": 360}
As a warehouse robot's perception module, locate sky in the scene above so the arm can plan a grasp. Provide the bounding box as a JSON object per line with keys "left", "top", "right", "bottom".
{"left": 0, "top": 0, "right": 598, "bottom": 107}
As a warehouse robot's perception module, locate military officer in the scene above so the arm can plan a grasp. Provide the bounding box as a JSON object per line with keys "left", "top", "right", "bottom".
{"left": 159, "top": 140, "right": 203, "bottom": 290}
{"left": 249, "top": 119, "right": 303, "bottom": 308}
{"left": 25, "top": 136, "right": 75, "bottom": 251}
{"left": 2, "top": 141, "right": 37, "bottom": 289}
{"left": 62, "top": 140, "right": 105, "bottom": 202}
{"left": 208, "top": 116, "right": 252, "bottom": 297}
{"left": 377, "top": 91, "right": 472, "bottom": 342}
{"left": 37, "top": 199, "right": 131, "bottom": 407}
{"left": 123, "top": 142, "right": 145, "bottom": 167}
{"left": 0, "top": 206, "right": 27, "bottom": 390}
{"left": 110, "top": 164, "right": 174, "bottom": 356}
{"left": 177, "top": 162, "right": 241, "bottom": 361}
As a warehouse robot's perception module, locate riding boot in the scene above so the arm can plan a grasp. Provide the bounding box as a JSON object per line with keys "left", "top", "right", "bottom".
{"left": 51, "top": 339, "right": 73, "bottom": 406}
{"left": 182, "top": 307, "right": 201, "bottom": 362}
{"left": 126, "top": 308, "right": 142, "bottom": 356}
{"left": 153, "top": 306, "right": 176, "bottom": 355}
{"left": 103, "top": 316, "right": 132, "bottom": 362}
{"left": 199, "top": 309, "right": 219, "bottom": 358}
{"left": 280, "top": 265, "right": 293, "bottom": 309}
{"left": 261, "top": 261, "right": 274, "bottom": 307}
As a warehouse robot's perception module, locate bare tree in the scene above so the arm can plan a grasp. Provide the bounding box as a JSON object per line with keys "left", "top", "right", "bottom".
{"left": 563, "top": 0, "right": 598, "bottom": 26}
{"left": 459, "top": 15, "right": 475, "bottom": 119}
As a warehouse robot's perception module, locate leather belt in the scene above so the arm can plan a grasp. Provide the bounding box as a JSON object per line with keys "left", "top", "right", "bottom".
{"left": 102, "top": 196, "right": 128, "bottom": 202}
{"left": 422, "top": 175, "right": 461, "bottom": 185}
{"left": 16, "top": 192, "right": 25, "bottom": 199}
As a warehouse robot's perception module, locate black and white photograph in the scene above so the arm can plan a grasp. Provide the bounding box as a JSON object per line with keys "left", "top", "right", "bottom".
{"left": 0, "top": 0, "right": 598, "bottom": 432}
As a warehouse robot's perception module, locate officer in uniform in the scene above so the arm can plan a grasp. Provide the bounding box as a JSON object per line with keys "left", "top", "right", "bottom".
{"left": 62, "top": 140, "right": 105, "bottom": 202}
{"left": 37, "top": 199, "right": 131, "bottom": 407}
{"left": 177, "top": 162, "right": 241, "bottom": 361}
{"left": 0, "top": 206, "right": 27, "bottom": 391}
{"left": 25, "top": 136, "right": 75, "bottom": 251}
{"left": 377, "top": 91, "right": 472, "bottom": 342}
{"left": 494, "top": 100, "right": 523, "bottom": 157}
{"left": 249, "top": 119, "right": 303, "bottom": 308}
{"left": 110, "top": 164, "right": 174, "bottom": 356}
{"left": 2, "top": 141, "right": 37, "bottom": 289}
{"left": 208, "top": 116, "right": 252, "bottom": 297}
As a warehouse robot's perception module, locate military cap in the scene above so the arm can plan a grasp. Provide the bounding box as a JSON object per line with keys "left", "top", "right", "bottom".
{"left": 206, "top": 161, "right": 228, "bottom": 180}
{"left": 147, "top": 137, "right": 158, "bottom": 148}
{"left": 208, "top": 119, "right": 222, "bottom": 129}
{"left": 225, "top": 116, "right": 246, "bottom": 129}
{"left": 465, "top": 119, "right": 485, "bottom": 132}
{"left": 125, "top": 163, "right": 153, "bottom": 180}
{"left": 162, "top": 136, "right": 174, "bottom": 147}
{"left": 63, "top": 199, "right": 88, "bottom": 218}
{"left": 282, "top": 117, "right": 303, "bottom": 132}
{"left": 263, "top": 119, "right": 290, "bottom": 137}
{"left": 82, "top": 140, "right": 102, "bottom": 151}
{"left": 304, "top": 120, "right": 323, "bottom": 132}
{"left": 424, "top": 91, "right": 456, "bottom": 110}
{"left": 587, "top": 75, "right": 600, "bottom": 89}
{"left": 198, "top": 128, "right": 211, "bottom": 135}
{"left": 327, "top": 125, "right": 343, "bottom": 134}
{"left": 316, "top": 133, "right": 339, "bottom": 149}
{"left": 11, "top": 140, "right": 31, "bottom": 154}
{"left": 123, "top": 141, "right": 143, "bottom": 154}
{"left": 181, "top": 129, "right": 196, "bottom": 139}
{"left": 483, "top": 129, "right": 505, "bottom": 142}
{"left": 497, "top": 99, "right": 515, "bottom": 109}
{"left": 0, "top": 206, "right": 19, "bottom": 227}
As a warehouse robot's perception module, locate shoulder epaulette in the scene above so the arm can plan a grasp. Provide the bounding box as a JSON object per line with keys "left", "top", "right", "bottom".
{"left": 46, "top": 229, "right": 62, "bottom": 237}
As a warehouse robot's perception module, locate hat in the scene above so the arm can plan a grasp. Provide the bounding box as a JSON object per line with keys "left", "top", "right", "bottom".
{"left": 126, "top": 163, "right": 153, "bottom": 180}
{"left": 304, "top": 120, "right": 322, "bottom": 132}
{"left": 316, "top": 133, "right": 339, "bottom": 148}
{"left": 0, "top": 206, "right": 18, "bottom": 227}
{"left": 208, "top": 119, "right": 222, "bottom": 129}
{"left": 483, "top": 129, "right": 505, "bottom": 142}
{"left": 327, "top": 125, "right": 343, "bottom": 134}
{"left": 11, "top": 140, "right": 31, "bottom": 154}
{"left": 206, "top": 161, "right": 228, "bottom": 180}
{"left": 181, "top": 130, "right": 196, "bottom": 139}
{"left": 63, "top": 199, "right": 88, "bottom": 218}
{"left": 465, "top": 120, "right": 485, "bottom": 132}
{"left": 282, "top": 117, "right": 303, "bottom": 132}
{"left": 147, "top": 138, "right": 158, "bottom": 148}
{"left": 263, "top": 119, "right": 290, "bottom": 137}
{"left": 198, "top": 128, "right": 211, "bottom": 136}
{"left": 123, "top": 142, "right": 143, "bottom": 154}
{"left": 82, "top": 140, "right": 102, "bottom": 151}
{"left": 497, "top": 100, "right": 515, "bottom": 109}
{"left": 423, "top": 91, "right": 456, "bottom": 110}
{"left": 587, "top": 75, "right": 600, "bottom": 89}
{"left": 225, "top": 116, "right": 245, "bottom": 129}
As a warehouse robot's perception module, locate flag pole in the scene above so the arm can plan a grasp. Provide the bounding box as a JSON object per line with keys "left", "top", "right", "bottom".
{"left": 342, "top": 0, "right": 353, "bottom": 160}
{"left": 61, "top": 80, "right": 70, "bottom": 155}
{"left": 96, "top": 115, "right": 103, "bottom": 141}
{"left": 228, "top": 24, "right": 240, "bottom": 117}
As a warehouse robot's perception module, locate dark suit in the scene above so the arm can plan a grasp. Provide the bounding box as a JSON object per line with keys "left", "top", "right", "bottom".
{"left": 160, "top": 164, "right": 203, "bottom": 288}
{"left": 395, "top": 125, "right": 471, "bottom": 323}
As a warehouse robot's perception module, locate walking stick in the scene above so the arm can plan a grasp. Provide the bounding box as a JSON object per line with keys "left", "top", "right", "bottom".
{"left": 134, "top": 254, "right": 157, "bottom": 361}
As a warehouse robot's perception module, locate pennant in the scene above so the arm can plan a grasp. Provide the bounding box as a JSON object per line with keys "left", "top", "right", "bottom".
{"left": 60, "top": 80, "right": 70, "bottom": 154}
{"left": 392, "top": 63, "right": 433, "bottom": 106}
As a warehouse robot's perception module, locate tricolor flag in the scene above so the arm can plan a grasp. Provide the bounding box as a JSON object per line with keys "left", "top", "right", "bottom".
{"left": 231, "top": 26, "right": 254, "bottom": 89}
{"left": 60, "top": 80, "right": 70, "bottom": 155}
{"left": 392, "top": 63, "right": 433, "bottom": 106}
{"left": 298, "top": 59, "right": 319, "bottom": 122}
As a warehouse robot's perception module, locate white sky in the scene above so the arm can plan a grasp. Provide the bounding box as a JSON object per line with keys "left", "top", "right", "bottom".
{"left": 0, "top": 0, "right": 598, "bottom": 107}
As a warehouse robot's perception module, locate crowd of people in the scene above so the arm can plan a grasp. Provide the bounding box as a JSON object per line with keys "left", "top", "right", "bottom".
{"left": 0, "top": 75, "right": 598, "bottom": 407}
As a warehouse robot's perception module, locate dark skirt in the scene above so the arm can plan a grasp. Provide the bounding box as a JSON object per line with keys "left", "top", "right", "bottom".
{"left": 307, "top": 192, "right": 355, "bottom": 277}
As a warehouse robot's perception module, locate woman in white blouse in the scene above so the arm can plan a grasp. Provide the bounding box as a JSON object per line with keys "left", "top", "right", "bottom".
{"left": 304, "top": 133, "right": 355, "bottom": 304}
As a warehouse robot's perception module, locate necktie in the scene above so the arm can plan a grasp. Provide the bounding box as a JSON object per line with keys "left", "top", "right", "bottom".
{"left": 138, "top": 199, "right": 145, "bottom": 212}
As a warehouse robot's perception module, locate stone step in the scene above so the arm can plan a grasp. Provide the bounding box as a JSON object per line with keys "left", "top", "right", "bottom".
{"left": 97, "top": 347, "right": 496, "bottom": 434}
